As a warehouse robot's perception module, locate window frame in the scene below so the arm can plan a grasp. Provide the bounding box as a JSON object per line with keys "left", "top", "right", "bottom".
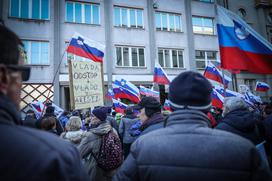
{"left": 192, "top": 16, "right": 214, "bottom": 35}
{"left": 23, "top": 40, "right": 50, "bottom": 65}
{"left": 113, "top": 6, "right": 144, "bottom": 29}
{"left": 244, "top": 79, "right": 256, "bottom": 93}
{"left": 155, "top": 11, "right": 182, "bottom": 32}
{"left": 9, "top": 0, "right": 50, "bottom": 20}
{"left": 65, "top": 1, "right": 100, "bottom": 25}
{"left": 158, "top": 48, "right": 184, "bottom": 68}
{"left": 115, "top": 45, "right": 146, "bottom": 68}
{"left": 195, "top": 50, "right": 218, "bottom": 70}
{"left": 194, "top": 0, "right": 215, "bottom": 3}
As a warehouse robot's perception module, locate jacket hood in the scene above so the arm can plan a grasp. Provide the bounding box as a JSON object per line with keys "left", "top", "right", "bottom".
{"left": 91, "top": 121, "right": 112, "bottom": 136}
{"left": 222, "top": 108, "right": 257, "bottom": 132}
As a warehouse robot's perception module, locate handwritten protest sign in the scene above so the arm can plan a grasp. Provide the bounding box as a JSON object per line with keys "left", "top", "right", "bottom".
{"left": 69, "top": 60, "right": 104, "bottom": 110}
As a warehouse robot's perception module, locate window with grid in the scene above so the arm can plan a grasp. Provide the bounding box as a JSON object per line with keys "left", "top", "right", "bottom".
{"left": 114, "top": 6, "right": 143, "bottom": 29}
{"left": 155, "top": 12, "right": 181, "bottom": 32}
{"left": 23, "top": 41, "right": 49, "bottom": 65}
{"left": 244, "top": 79, "right": 256, "bottom": 92}
{"left": 116, "top": 46, "right": 145, "bottom": 67}
{"left": 195, "top": 50, "right": 217, "bottom": 70}
{"left": 65, "top": 1, "right": 100, "bottom": 25}
{"left": 158, "top": 48, "right": 184, "bottom": 68}
{"left": 192, "top": 16, "right": 214, "bottom": 35}
{"left": 10, "top": 0, "right": 49, "bottom": 20}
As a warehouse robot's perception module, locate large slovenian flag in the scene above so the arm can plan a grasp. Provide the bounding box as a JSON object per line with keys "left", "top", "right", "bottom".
{"left": 255, "top": 81, "right": 270, "bottom": 92}
{"left": 217, "top": 6, "right": 272, "bottom": 74}
{"left": 113, "top": 78, "right": 140, "bottom": 103}
{"left": 139, "top": 85, "right": 160, "bottom": 99}
{"left": 212, "top": 89, "right": 225, "bottom": 109}
{"left": 204, "top": 62, "right": 231, "bottom": 86}
{"left": 154, "top": 63, "right": 170, "bottom": 85}
{"left": 67, "top": 32, "right": 105, "bottom": 63}
{"left": 112, "top": 99, "right": 128, "bottom": 114}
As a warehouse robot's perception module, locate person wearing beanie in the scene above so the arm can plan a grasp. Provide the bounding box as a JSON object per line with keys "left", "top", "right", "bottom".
{"left": 131, "top": 96, "right": 165, "bottom": 137}
{"left": 78, "top": 107, "right": 121, "bottom": 180}
{"left": 114, "top": 71, "right": 271, "bottom": 181}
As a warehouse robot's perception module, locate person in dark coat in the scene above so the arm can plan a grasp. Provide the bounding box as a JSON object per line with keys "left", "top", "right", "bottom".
{"left": 113, "top": 71, "right": 271, "bottom": 181}
{"left": 119, "top": 107, "right": 140, "bottom": 159}
{"left": 23, "top": 109, "right": 37, "bottom": 128}
{"left": 132, "top": 96, "right": 164, "bottom": 136}
{"left": 216, "top": 97, "right": 263, "bottom": 145}
{"left": 0, "top": 25, "right": 89, "bottom": 180}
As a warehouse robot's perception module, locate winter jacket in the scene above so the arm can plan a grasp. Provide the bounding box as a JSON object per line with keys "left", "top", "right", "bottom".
{"left": 140, "top": 112, "right": 164, "bottom": 136}
{"left": 119, "top": 115, "right": 140, "bottom": 144}
{"left": 23, "top": 115, "right": 37, "bottom": 128}
{"left": 78, "top": 121, "right": 119, "bottom": 181}
{"left": 216, "top": 108, "right": 263, "bottom": 145}
{"left": 113, "top": 109, "right": 272, "bottom": 181}
{"left": 106, "top": 115, "right": 118, "bottom": 132}
{"left": 60, "top": 130, "right": 85, "bottom": 145}
{"left": 0, "top": 94, "right": 89, "bottom": 180}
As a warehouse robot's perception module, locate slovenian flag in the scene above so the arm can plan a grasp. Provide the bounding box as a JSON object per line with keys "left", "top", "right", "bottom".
{"left": 255, "top": 81, "right": 270, "bottom": 92}
{"left": 113, "top": 78, "right": 140, "bottom": 103}
{"left": 30, "top": 101, "right": 45, "bottom": 119}
{"left": 163, "top": 99, "right": 171, "bottom": 111}
{"left": 105, "top": 89, "right": 114, "bottom": 100}
{"left": 139, "top": 85, "right": 160, "bottom": 99}
{"left": 154, "top": 63, "right": 170, "bottom": 85}
{"left": 112, "top": 99, "right": 128, "bottom": 114}
{"left": 67, "top": 32, "right": 105, "bottom": 63}
{"left": 217, "top": 6, "right": 272, "bottom": 74}
{"left": 214, "top": 85, "right": 243, "bottom": 98}
{"left": 212, "top": 89, "right": 225, "bottom": 109}
{"left": 204, "top": 62, "right": 231, "bottom": 86}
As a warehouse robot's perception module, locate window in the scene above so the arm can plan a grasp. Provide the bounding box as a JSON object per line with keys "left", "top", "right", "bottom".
{"left": 192, "top": 16, "right": 214, "bottom": 35}
{"left": 10, "top": 0, "right": 49, "bottom": 20}
{"left": 158, "top": 48, "right": 184, "bottom": 68}
{"left": 65, "top": 1, "right": 100, "bottom": 25}
{"left": 195, "top": 50, "right": 218, "bottom": 70}
{"left": 244, "top": 79, "right": 256, "bottom": 92}
{"left": 23, "top": 41, "right": 49, "bottom": 65}
{"left": 114, "top": 6, "right": 144, "bottom": 29}
{"left": 155, "top": 12, "right": 181, "bottom": 32}
{"left": 115, "top": 46, "right": 145, "bottom": 67}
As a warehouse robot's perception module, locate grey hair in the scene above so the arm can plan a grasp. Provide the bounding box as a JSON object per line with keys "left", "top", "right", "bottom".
{"left": 222, "top": 97, "right": 248, "bottom": 117}
{"left": 65, "top": 116, "right": 82, "bottom": 131}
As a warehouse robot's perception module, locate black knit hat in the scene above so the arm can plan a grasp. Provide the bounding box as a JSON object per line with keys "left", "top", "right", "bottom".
{"left": 134, "top": 97, "right": 161, "bottom": 117}
{"left": 169, "top": 71, "right": 212, "bottom": 110}
{"left": 92, "top": 108, "right": 107, "bottom": 122}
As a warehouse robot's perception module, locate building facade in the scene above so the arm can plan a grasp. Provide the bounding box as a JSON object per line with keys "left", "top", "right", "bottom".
{"left": 1, "top": 0, "right": 272, "bottom": 112}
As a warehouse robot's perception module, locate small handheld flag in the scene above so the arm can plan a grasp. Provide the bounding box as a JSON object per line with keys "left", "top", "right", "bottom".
{"left": 255, "top": 81, "right": 270, "bottom": 92}
{"left": 154, "top": 63, "right": 170, "bottom": 85}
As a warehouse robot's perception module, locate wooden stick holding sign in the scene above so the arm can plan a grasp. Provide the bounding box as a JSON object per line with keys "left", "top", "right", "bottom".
{"left": 69, "top": 59, "right": 104, "bottom": 110}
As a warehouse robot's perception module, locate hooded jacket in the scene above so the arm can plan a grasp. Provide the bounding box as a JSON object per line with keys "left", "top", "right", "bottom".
{"left": 78, "top": 121, "right": 119, "bottom": 181}
{"left": 216, "top": 108, "right": 263, "bottom": 145}
{"left": 60, "top": 130, "right": 85, "bottom": 145}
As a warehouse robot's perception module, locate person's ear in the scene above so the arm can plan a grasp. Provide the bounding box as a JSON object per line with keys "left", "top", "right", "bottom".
{"left": 0, "top": 65, "right": 9, "bottom": 95}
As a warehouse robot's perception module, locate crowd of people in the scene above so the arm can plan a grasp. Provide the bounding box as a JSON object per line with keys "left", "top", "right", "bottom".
{"left": 1, "top": 24, "right": 272, "bottom": 180}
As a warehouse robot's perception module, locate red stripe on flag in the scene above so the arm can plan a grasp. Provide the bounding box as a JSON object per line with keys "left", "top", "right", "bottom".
{"left": 67, "top": 45, "right": 103, "bottom": 62}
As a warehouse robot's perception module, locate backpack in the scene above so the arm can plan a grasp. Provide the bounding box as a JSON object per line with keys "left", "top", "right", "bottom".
{"left": 92, "top": 129, "right": 123, "bottom": 171}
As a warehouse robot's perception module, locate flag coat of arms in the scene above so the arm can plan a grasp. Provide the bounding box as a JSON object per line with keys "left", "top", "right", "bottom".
{"left": 217, "top": 6, "right": 272, "bottom": 74}
{"left": 67, "top": 32, "right": 105, "bottom": 62}
{"left": 204, "top": 62, "right": 231, "bottom": 86}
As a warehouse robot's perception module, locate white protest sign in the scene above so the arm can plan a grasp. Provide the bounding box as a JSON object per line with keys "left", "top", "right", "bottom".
{"left": 69, "top": 60, "right": 104, "bottom": 110}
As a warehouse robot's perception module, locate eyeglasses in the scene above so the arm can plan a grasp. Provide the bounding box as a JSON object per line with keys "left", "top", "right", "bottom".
{"left": 6, "top": 64, "right": 31, "bottom": 81}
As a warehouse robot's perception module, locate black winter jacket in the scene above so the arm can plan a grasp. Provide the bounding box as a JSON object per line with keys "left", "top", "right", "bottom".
{"left": 216, "top": 108, "right": 263, "bottom": 145}
{"left": 113, "top": 109, "right": 271, "bottom": 181}
{"left": 0, "top": 95, "right": 89, "bottom": 180}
